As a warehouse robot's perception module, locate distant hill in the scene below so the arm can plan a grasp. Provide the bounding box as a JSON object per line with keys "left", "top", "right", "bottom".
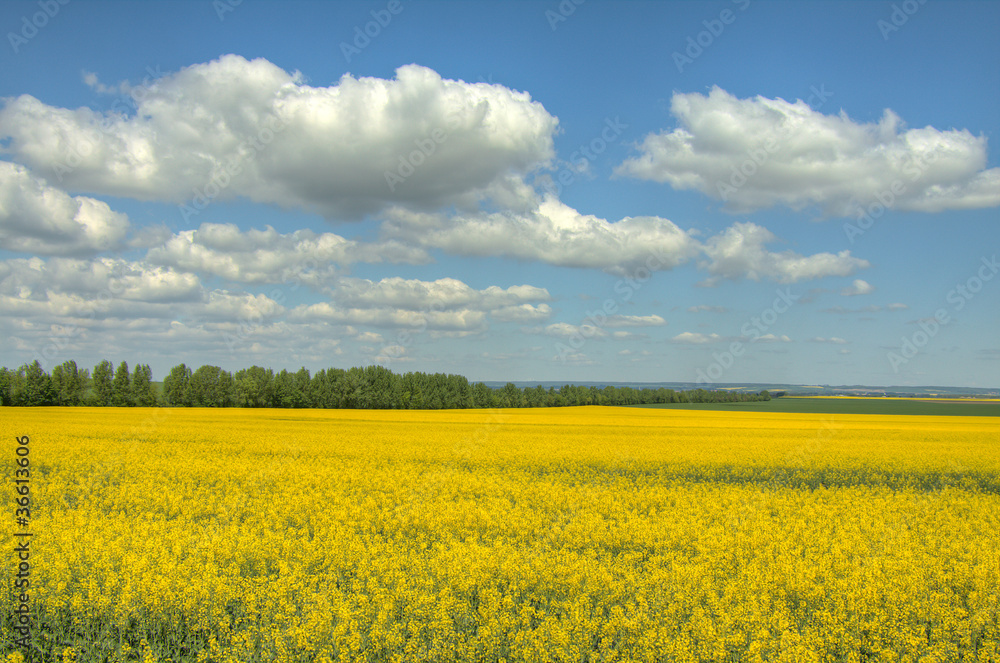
{"left": 482, "top": 381, "right": 999, "bottom": 399}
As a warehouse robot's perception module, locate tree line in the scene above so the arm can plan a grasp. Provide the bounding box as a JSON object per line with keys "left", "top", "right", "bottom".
{"left": 0, "top": 360, "right": 771, "bottom": 408}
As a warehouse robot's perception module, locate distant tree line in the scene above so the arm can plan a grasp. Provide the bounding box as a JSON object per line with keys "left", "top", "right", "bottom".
{"left": 0, "top": 360, "right": 771, "bottom": 408}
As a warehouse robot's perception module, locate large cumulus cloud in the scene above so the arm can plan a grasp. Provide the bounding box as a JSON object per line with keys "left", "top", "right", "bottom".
{"left": 616, "top": 86, "right": 1000, "bottom": 216}
{"left": 0, "top": 56, "right": 559, "bottom": 219}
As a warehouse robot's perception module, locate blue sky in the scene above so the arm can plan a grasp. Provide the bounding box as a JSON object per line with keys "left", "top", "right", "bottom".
{"left": 1, "top": 0, "right": 998, "bottom": 387}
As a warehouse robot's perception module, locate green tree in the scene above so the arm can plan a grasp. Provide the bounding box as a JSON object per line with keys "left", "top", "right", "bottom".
{"left": 131, "top": 364, "right": 157, "bottom": 406}
{"left": 234, "top": 366, "right": 274, "bottom": 407}
{"left": 92, "top": 360, "right": 114, "bottom": 406}
{"left": 0, "top": 367, "right": 11, "bottom": 406}
{"left": 162, "top": 363, "right": 192, "bottom": 406}
{"left": 525, "top": 385, "right": 547, "bottom": 408}
{"left": 51, "top": 360, "right": 89, "bottom": 405}
{"left": 21, "top": 361, "right": 56, "bottom": 405}
{"left": 187, "top": 365, "right": 233, "bottom": 407}
{"left": 500, "top": 382, "right": 523, "bottom": 408}
{"left": 111, "top": 361, "right": 132, "bottom": 406}
{"left": 5, "top": 367, "right": 26, "bottom": 405}
{"left": 294, "top": 367, "right": 313, "bottom": 408}
{"left": 471, "top": 382, "right": 494, "bottom": 408}
{"left": 51, "top": 363, "right": 69, "bottom": 405}
{"left": 272, "top": 369, "right": 306, "bottom": 408}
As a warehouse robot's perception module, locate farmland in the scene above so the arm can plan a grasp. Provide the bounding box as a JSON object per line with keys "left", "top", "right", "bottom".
{"left": 3, "top": 406, "right": 1000, "bottom": 662}
{"left": 632, "top": 396, "right": 1000, "bottom": 417}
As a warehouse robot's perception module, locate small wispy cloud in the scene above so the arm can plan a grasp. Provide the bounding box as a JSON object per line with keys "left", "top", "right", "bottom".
{"left": 841, "top": 279, "right": 874, "bottom": 296}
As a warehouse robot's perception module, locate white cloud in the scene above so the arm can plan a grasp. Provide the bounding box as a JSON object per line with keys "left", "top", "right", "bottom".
{"left": 200, "top": 290, "right": 286, "bottom": 321}
{"left": 688, "top": 305, "right": 728, "bottom": 313}
{"left": 333, "top": 276, "right": 550, "bottom": 311}
{"left": 756, "top": 334, "right": 792, "bottom": 343}
{"left": 491, "top": 303, "right": 553, "bottom": 323}
{"left": 698, "top": 222, "right": 869, "bottom": 284}
{"left": 0, "top": 256, "right": 318, "bottom": 369}
{"left": 0, "top": 56, "right": 558, "bottom": 218}
{"left": 146, "top": 222, "right": 428, "bottom": 287}
{"left": 809, "top": 337, "right": 849, "bottom": 344}
{"left": 289, "top": 301, "right": 489, "bottom": 332}
{"left": 822, "top": 304, "right": 894, "bottom": 314}
{"left": 611, "top": 330, "right": 646, "bottom": 340}
{"left": 388, "top": 201, "right": 868, "bottom": 285}
{"left": 616, "top": 86, "right": 1000, "bottom": 216}
{"left": 604, "top": 314, "right": 666, "bottom": 327}
{"left": 841, "top": 279, "right": 875, "bottom": 296}
{"left": 554, "top": 352, "right": 595, "bottom": 365}
{"left": 372, "top": 345, "right": 410, "bottom": 364}
{"left": 0, "top": 257, "right": 202, "bottom": 306}
{"left": 286, "top": 275, "right": 550, "bottom": 334}
{"left": 0, "top": 162, "right": 129, "bottom": 256}
{"left": 0, "top": 254, "right": 562, "bottom": 367}
{"left": 670, "top": 332, "right": 723, "bottom": 344}
{"left": 528, "top": 322, "right": 608, "bottom": 339}
{"left": 382, "top": 196, "right": 702, "bottom": 274}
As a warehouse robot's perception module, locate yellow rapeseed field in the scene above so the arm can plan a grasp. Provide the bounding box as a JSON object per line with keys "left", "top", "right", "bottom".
{"left": 2, "top": 406, "right": 999, "bottom": 662}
